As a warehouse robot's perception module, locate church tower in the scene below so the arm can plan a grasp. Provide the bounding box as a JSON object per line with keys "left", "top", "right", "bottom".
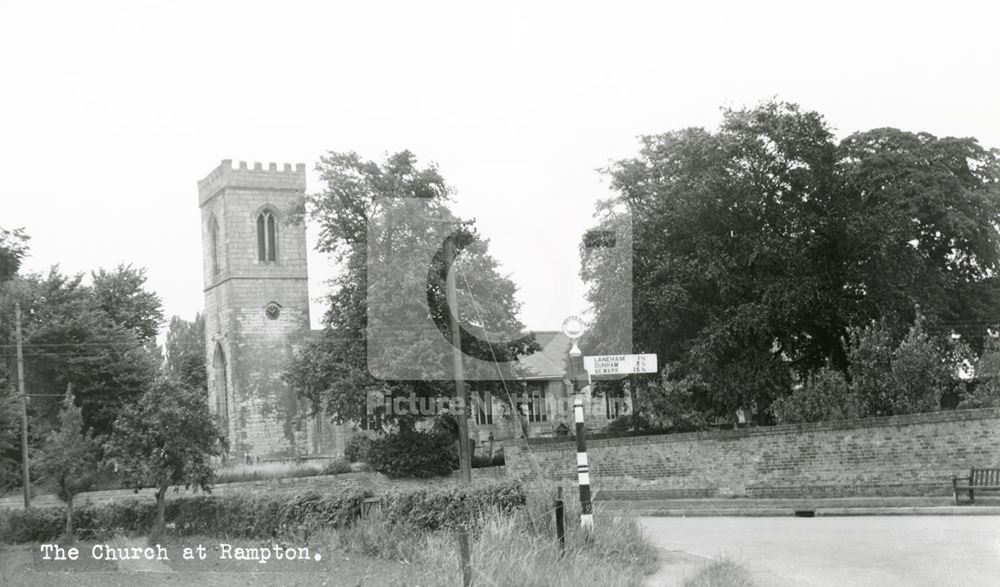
{"left": 197, "top": 159, "right": 311, "bottom": 460}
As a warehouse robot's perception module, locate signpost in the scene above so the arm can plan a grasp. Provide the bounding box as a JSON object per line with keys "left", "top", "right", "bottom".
{"left": 583, "top": 353, "right": 657, "bottom": 376}
{"left": 562, "top": 316, "right": 594, "bottom": 531}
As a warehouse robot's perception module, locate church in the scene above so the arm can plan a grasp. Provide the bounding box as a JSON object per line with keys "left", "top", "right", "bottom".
{"left": 197, "top": 159, "right": 622, "bottom": 461}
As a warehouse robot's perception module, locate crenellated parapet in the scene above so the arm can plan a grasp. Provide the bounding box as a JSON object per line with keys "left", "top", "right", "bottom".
{"left": 198, "top": 159, "right": 307, "bottom": 205}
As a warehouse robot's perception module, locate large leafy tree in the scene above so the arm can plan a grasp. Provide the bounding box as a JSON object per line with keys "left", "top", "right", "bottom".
{"left": 589, "top": 101, "right": 1000, "bottom": 423}
{"left": 91, "top": 264, "right": 164, "bottom": 345}
{"left": 164, "top": 314, "right": 206, "bottom": 390}
{"left": 0, "top": 266, "right": 160, "bottom": 438}
{"left": 0, "top": 226, "right": 29, "bottom": 488}
{"left": 106, "top": 378, "right": 225, "bottom": 533}
{"left": 0, "top": 226, "right": 30, "bottom": 282}
{"left": 286, "top": 151, "right": 537, "bottom": 433}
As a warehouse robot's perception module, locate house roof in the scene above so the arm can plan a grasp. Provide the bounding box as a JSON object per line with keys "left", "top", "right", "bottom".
{"left": 517, "top": 331, "right": 572, "bottom": 380}
{"left": 305, "top": 327, "right": 573, "bottom": 381}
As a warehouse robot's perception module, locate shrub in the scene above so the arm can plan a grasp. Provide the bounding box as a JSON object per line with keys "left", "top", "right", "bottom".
{"left": 0, "top": 491, "right": 370, "bottom": 544}
{"left": 344, "top": 434, "right": 376, "bottom": 463}
{"left": 0, "top": 481, "right": 525, "bottom": 545}
{"left": 604, "top": 413, "right": 655, "bottom": 435}
{"left": 847, "top": 317, "right": 953, "bottom": 417}
{"left": 165, "top": 491, "right": 368, "bottom": 539}
{"left": 367, "top": 430, "right": 457, "bottom": 478}
{"left": 0, "top": 507, "right": 65, "bottom": 544}
{"left": 773, "top": 367, "right": 857, "bottom": 424}
{"left": 321, "top": 459, "right": 352, "bottom": 475}
{"left": 381, "top": 479, "right": 526, "bottom": 531}
{"left": 471, "top": 452, "right": 505, "bottom": 468}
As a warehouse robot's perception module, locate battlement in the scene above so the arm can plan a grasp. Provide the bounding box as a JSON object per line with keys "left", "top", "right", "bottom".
{"left": 198, "top": 159, "right": 307, "bottom": 205}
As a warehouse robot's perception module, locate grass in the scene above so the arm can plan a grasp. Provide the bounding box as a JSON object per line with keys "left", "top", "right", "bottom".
{"left": 0, "top": 482, "right": 659, "bottom": 586}
{"left": 320, "top": 490, "right": 659, "bottom": 587}
{"left": 211, "top": 459, "right": 352, "bottom": 484}
{"left": 683, "top": 558, "right": 756, "bottom": 587}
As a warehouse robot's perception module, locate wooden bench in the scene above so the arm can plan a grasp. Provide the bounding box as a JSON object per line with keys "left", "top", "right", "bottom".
{"left": 953, "top": 468, "right": 1000, "bottom": 504}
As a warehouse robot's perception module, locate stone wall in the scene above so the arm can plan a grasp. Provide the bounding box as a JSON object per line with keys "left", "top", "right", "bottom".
{"left": 504, "top": 408, "right": 1000, "bottom": 498}
{"left": 198, "top": 160, "right": 336, "bottom": 459}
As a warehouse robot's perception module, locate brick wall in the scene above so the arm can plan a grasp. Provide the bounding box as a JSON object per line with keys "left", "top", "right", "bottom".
{"left": 504, "top": 408, "right": 1000, "bottom": 498}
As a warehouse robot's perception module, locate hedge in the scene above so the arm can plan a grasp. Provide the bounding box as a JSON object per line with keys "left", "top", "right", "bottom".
{"left": 381, "top": 479, "right": 526, "bottom": 531}
{"left": 0, "top": 479, "right": 527, "bottom": 544}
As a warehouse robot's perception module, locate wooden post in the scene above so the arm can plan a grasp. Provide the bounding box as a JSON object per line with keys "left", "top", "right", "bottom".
{"left": 15, "top": 302, "right": 30, "bottom": 509}
{"left": 445, "top": 237, "right": 472, "bottom": 484}
{"left": 458, "top": 524, "right": 473, "bottom": 586}
{"left": 555, "top": 486, "right": 565, "bottom": 553}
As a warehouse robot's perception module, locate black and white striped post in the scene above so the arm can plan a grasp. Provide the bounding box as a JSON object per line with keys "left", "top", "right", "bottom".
{"left": 564, "top": 317, "right": 594, "bottom": 531}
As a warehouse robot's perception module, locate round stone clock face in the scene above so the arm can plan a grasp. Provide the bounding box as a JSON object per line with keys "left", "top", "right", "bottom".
{"left": 265, "top": 303, "right": 281, "bottom": 320}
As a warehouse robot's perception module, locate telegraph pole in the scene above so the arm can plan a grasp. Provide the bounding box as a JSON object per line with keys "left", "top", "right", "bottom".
{"left": 444, "top": 235, "right": 472, "bottom": 484}
{"left": 444, "top": 232, "right": 473, "bottom": 587}
{"left": 15, "top": 302, "right": 30, "bottom": 508}
{"left": 564, "top": 317, "right": 594, "bottom": 530}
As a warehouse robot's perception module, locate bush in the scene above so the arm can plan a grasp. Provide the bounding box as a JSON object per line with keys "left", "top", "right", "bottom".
{"left": 367, "top": 430, "right": 457, "bottom": 478}
{"left": 381, "top": 479, "right": 526, "bottom": 531}
{"left": 165, "top": 492, "right": 368, "bottom": 539}
{"left": 0, "top": 481, "right": 526, "bottom": 545}
{"left": 0, "top": 507, "right": 65, "bottom": 543}
{"left": 0, "top": 491, "right": 371, "bottom": 544}
{"left": 321, "top": 459, "right": 352, "bottom": 475}
{"left": 773, "top": 367, "right": 857, "bottom": 424}
{"left": 471, "top": 451, "right": 504, "bottom": 468}
{"left": 847, "top": 317, "right": 953, "bottom": 417}
{"left": 344, "top": 434, "right": 376, "bottom": 463}
{"left": 604, "top": 413, "right": 655, "bottom": 435}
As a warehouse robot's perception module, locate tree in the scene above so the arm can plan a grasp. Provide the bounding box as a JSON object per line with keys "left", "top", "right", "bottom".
{"left": 589, "top": 101, "right": 1000, "bottom": 423}
{"left": 91, "top": 264, "right": 164, "bottom": 344}
{"left": 846, "top": 317, "right": 955, "bottom": 417}
{"left": 286, "top": 151, "right": 537, "bottom": 434}
{"left": 37, "top": 392, "right": 100, "bottom": 539}
{"left": 164, "top": 314, "right": 206, "bottom": 390}
{"left": 887, "top": 316, "right": 953, "bottom": 415}
{"left": 845, "top": 321, "right": 896, "bottom": 418}
{"left": 772, "top": 366, "right": 857, "bottom": 424}
{"left": 1, "top": 267, "right": 160, "bottom": 437}
{"left": 0, "top": 383, "right": 21, "bottom": 492}
{"left": 105, "top": 378, "right": 226, "bottom": 533}
{"left": 959, "top": 336, "right": 1000, "bottom": 408}
{"left": 0, "top": 226, "right": 30, "bottom": 282}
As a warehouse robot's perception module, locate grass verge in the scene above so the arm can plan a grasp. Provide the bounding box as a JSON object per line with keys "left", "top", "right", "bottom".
{"left": 323, "top": 507, "right": 658, "bottom": 586}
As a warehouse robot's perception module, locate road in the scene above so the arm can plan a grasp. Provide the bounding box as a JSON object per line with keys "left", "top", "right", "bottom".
{"left": 639, "top": 515, "right": 1000, "bottom": 586}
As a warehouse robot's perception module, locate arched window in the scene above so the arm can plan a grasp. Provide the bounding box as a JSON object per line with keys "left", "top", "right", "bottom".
{"left": 209, "top": 216, "right": 220, "bottom": 274}
{"left": 257, "top": 210, "right": 277, "bottom": 262}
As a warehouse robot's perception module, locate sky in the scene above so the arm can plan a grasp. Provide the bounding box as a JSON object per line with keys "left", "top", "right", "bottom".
{"left": 2, "top": 0, "right": 999, "bottom": 341}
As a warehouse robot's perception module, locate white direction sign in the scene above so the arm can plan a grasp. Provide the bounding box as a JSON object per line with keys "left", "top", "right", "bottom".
{"left": 583, "top": 354, "right": 658, "bottom": 376}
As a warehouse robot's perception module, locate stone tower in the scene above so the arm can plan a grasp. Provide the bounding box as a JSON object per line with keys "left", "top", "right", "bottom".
{"left": 197, "top": 159, "right": 312, "bottom": 460}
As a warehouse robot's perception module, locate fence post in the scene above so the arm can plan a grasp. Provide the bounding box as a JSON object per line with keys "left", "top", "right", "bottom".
{"left": 458, "top": 523, "right": 472, "bottom": 586}
{"left": 555, "top": 486, "right": 565, "bottom": 554}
